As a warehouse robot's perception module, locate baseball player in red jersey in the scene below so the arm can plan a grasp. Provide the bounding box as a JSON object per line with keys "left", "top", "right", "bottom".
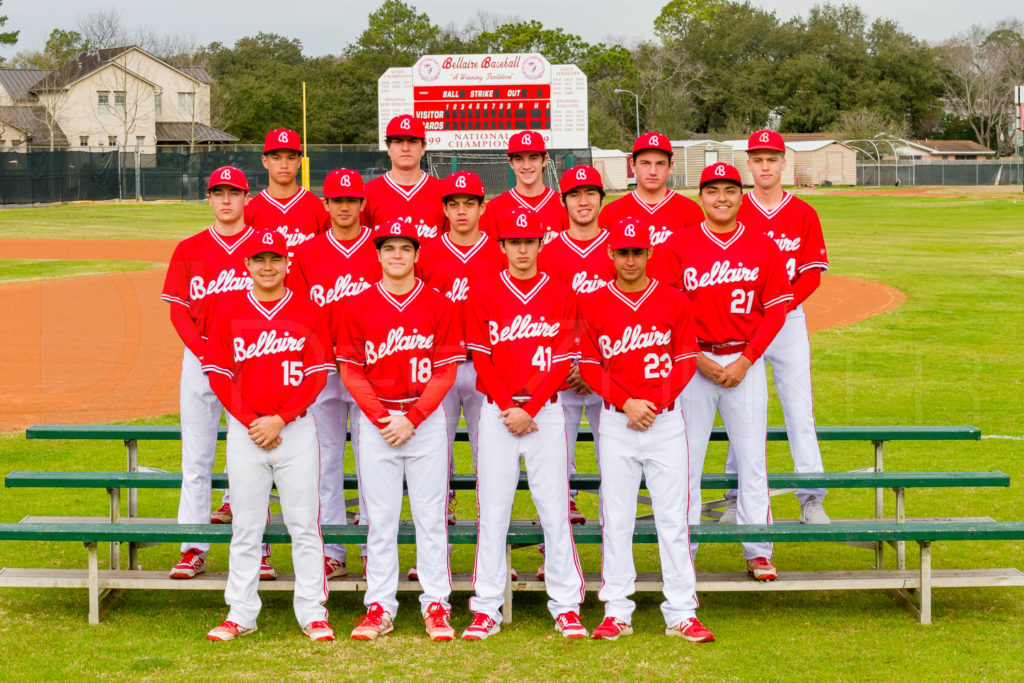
{"left": 462, "top": 207, "right": 587, "bottom": 641}
{"left": 539, "top": 165, "right": 616, "bottom": 526}
{"left": 719, "top": 130, "right": 831, "bottom": 525}
{"left": 243, "top": 128, "right": 329, "bottom": 258}
{"left": 478, "top": 131, "right": 568, "bottom": 243}
{"left": 335, "top": 220, "right": 464, "bottom": 642}
{"left": 578, "top": 218, "right": 714, "bottom": 643}
{"left": 652, "top": 163, "right": 792, "bottom": 581}
{"left": 202, "top": 229, "right": 333, "bottom": 643}
{"left": 161, "top": 167, "right": 274, "bottom": 581}
{"left": 416, "top": 171, "right": 505, "bottom": 523}
{"left": 288, "top": 168, "right": 382, "bottom": 580}
{"left": 598, "top": 132, "right": 704, "bottom": 252}
{"left": 361, "top": 114, "right": 446, "bottom": 243}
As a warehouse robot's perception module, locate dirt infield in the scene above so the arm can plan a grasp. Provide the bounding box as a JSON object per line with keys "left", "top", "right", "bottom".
{"left": 0, "top": 239, "right": 906, "bottom": 432}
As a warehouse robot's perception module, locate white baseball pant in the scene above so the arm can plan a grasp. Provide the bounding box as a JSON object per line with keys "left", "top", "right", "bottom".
{"left": 308, "top": 371, "right": 361, "bottom": 563}
{"left": 470, "top": 398, "right": 585, "bottom": 623}
{"left": 177, "top": 348, "right": 222, "bottom": 554}
{"left": 681, "top": 352, "right": 773, "bottom": 560}
{"left": 723, "top": 306, "right": 825, "bottom": 504}
{"left": 223, "top": 413, "right": 328, "bottom": 629}
{"left": 559, "top": 388, "right": 603, "bottom": 494}
{"left": 597, "top": 407, "right": 699, "bottom": 626}
{"left": 442, "top": 359, "right": 483, "bottom": 469}
{"left": 357, "top": 407, "right": 451, "bottom": 618}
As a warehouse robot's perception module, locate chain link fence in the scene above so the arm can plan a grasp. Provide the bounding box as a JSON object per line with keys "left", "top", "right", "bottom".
{"left": 0, "top": 145, "right": 592, "bottom": 205}
{"left": 857, "top": 160, "right": 1024, "bottom": 186}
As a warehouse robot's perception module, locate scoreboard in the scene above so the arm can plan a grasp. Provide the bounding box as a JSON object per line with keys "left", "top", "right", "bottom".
{"left": 378, "top": 53, "right": 588, "bottom": 151}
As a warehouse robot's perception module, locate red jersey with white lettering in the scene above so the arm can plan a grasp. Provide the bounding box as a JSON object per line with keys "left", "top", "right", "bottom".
{"left": 466, "top": 271, "right": 578, "bottom": 397}
{"left": 335, "top": 280, "right": 464, "bottom": 400}
{"left": 361, "top": 172, "right": 447, "bottom": 244}
{"left": 598, "top": 190, "right": 704, "bottom": 252}
{"left": 652, "top": 222, "right": 793, "bottom": 345}
{"left": 244, "top": 188, "right": 330, "bottom": 256}
{"left": 538, "top": 229, "right": 617, "bottom": 296}
{"left": 416, "top": 232, "right": 506, "bottom": 334}
{"left": 201, "top": 289, "right": 332, "bottom": 416}
{"left": 737, "top": 192, "right": 829, "bottom": 282}
{"left": 479, "top": 187, "right": 568, "bottom": 243}
{"left": 161, "top": 226, "right": 255, "bottom": 342}
{"left": 578, "top": 279, "right": 698, "bottom": 401}
{"left": 288, "top": 227, "right": 381, "bottom": 343}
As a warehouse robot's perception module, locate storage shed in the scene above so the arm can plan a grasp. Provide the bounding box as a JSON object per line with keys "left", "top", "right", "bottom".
{"left": 669, "top": 140, "right": 735, "bottom": 188}
{"left": 787, "top": 140, "right": 858, "bottom": 186}
{"left": 590, "top": 147, "right": 631, "bottom": 191}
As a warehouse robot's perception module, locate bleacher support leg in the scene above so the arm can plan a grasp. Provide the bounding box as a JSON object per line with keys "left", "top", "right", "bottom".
{"left": 919, "top": 541, "right": 932, "bottom": 625}
{"left": 108, "top": 487, "right": 120, "bottom": 571}
{"left": 874, "top": 440, "right": 884, "bottom": 569}
{"left": 503, "top": 544, "right": 513, "bottom": 625}
{"left": 126, "top": 438, "right": 139, "bottom": 570}
{"left": 87, "top": 542, "right": 99, "bottom": 625}
{"left": 896, "top": 487, "right": 906, "bottom": 570}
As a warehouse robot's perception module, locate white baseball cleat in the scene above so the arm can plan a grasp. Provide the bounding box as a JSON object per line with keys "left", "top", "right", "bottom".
{"left": 302, "top": 620, "right": 335, "bottom": 642}
{"left": 423, "top": 602, "right": 456, "bottom": 641}
{"left": 206, "top": 620, "right": 256, "bottom": 642}
{"left": 170, "top": 548, "right": 206, "bottom": 579}
{"left": 719, "top": 499, "right": 737, "bottom": 524}
{"left": 325, "top": 557, "right": 348, "bottom": 579}
{"left": 554, "top": 611, "right": 588, "bottom": 638}
{"left": 351, "top": 603, "right": 393, "bottom": 641}
{"left": 462, "top": 612, "right": 500, "bottom": 641}
{"left": 800, "top": 498, "right": 831, "bottom": 524}
{"left": 666, "top": 617, "right": 715, "bottom": 642}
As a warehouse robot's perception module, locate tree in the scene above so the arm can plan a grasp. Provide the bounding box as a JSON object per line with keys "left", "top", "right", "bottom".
{"left": 939, "top": 21, "right": 1024, "bottom": 155}
{"left": 10, "top": 29, "right": 89, "bottom": 69}
{"left": 0, "top": 0, "right": 19, "bottom": 65}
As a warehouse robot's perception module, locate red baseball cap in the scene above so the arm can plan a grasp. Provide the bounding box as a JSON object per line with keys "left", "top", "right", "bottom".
{"left": 385, "top": 114, "right": 426, "bottom": 139}
{"left": 699, "top": 162, "right": 743, "bottom": 189}
{"left": 207, "top": 166, "right": 249, "bottom": 192}
{"left": 264, "top": 128, "right": 301, "bottom": 154}
{"left": 507, "top": 131, "right": 547, "bottom": 155}
{"left": 498, "top": 207, "right": 545, "bottom": 240}
{"left": 373, "top": 219, "right": 420, "bottom": 248}
{"left": 607, "top": 218, "right": 651, "bottom": 250}
{"left": 559, "top": 165, "right": 605, "bottom": 196}
{"left": 632, "top": 132, "right": 673, "bottom": 159}
{"left": 747, "top": 129, "right": 786, "bottom": 153}
{"left": 441, "top": 171, "right": 485, "bottom": 201}
{"left": 323, "top": 168, "right": 365, "bottom": 199}
{"left": 245, "top": 229, "right": 288, "bottom": 259}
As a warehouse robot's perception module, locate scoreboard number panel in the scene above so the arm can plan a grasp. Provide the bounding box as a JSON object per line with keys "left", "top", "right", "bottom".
{"left": 379, "top": 53, "right": 587, "bottom": 150}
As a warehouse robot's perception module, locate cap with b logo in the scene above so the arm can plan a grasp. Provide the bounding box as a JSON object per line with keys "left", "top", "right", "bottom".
{"left": 385, "top": 114, "right": 426, "bottom": 139}
{"left": 263, "top": 128, "right": 302, "bottom": 154}
{"left": 372, "top": 219, "right": 420, "bottom": 248}
{"left": 632, "top": 131, "right": 673, "bottom": 158}
{"left": 559, "top": 165, "right": 605, "bottom": 195}
{"left": 441, "top": 171, "right": 485, "bottom": 200}
{"left": 498, "top": 206, "right": 545, "bottom": 240}
{"left": 323, "top": 168, "right": 365, "bottom": 199}
{"left": 507, "top": 131, "right": 547, "bottom": 155}
{"left": 245, "top": 229, "right": 288, "bottom": 259}
{"left": 207, "top": 166, "right": 249, "bottom": 192}
{"left": 746, "top": 129, "right": 785, "bottom": 153}
{"left": 608, "top": 217, "right": 651, "bottom": 250}
{"left": 699, "top": 162, "right": 743, "bottom": 189}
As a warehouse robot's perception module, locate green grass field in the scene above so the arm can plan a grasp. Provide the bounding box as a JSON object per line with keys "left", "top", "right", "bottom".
{"left": 0, "top": 259, "right": 160, "bottom": 284}
{"left": 1, "top": 193, "right": 1023, "bottom": 680}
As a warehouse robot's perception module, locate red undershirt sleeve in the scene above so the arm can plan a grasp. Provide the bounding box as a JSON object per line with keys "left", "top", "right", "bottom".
{"left": 471, "top": 350, "right": 514, "bottom": 412}
{"left": 339, "top": 363, "right": 390, "bottom": 429}
{"left": 169, "top": 304, "right": 206, "bottom": 359}
{"left": 789, "top": 269, "right": 821, "bottom": 309}
{"left": 743, "top": 304, "right": 787, "bottom": 363}
{"left": 406, "top": 363, "right": 458, "bottom": 427}
{"left": 208, "top": 373, "right": 259, "bottom": 426}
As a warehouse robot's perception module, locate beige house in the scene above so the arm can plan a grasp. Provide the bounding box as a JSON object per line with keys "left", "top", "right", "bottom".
{"left": 0, "top": 46, "right": 235, "bottom": 151}
{"left": 668, "top": 140, "right": 735, "bottom": 188}
{"left": 785, "top": 140, "right": 857, "bottom": 186}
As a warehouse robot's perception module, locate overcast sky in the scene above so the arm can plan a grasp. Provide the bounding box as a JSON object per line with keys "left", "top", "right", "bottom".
{"left": 3, "top": 1, "right": 1020, "bottom": 58}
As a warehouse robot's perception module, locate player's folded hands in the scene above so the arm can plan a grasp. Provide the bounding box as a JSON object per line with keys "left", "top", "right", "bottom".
{"left": 379, "top": 414, "right": 415, "bottom": 447}
{"left": 248, "top": 415, "right": 285, "bottom": 450}
{"left": 623, "top": 398, "right": 657, "bottom": 431}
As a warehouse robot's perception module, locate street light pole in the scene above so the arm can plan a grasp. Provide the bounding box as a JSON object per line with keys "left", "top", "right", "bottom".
{"left": 614, "top": 88, "right": 640, "bottom": 140}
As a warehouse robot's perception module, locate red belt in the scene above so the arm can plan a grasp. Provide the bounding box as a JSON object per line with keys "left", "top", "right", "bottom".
{"left": 698, "top": 341, "right": 746, "bottom": 355}
{"left": 486, "top": 395, "right": 557, "bottom": 409}
{"left": 603, "top": 400, "right": 676, "bottom": 414}
{"left": 378, "top": 397, "right": 418, "bottom": 412}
